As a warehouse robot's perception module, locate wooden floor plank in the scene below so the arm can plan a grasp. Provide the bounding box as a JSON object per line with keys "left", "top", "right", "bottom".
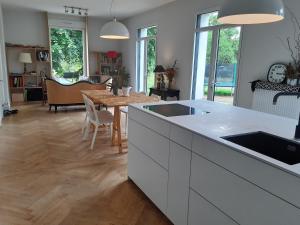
{"left": 0, "top": 103, "right": 172, "bottom": 225}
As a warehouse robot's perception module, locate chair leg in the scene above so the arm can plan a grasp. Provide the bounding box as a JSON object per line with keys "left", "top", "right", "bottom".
{"left": 83, "top": 121, "right": 90, "bottom": 140}
{"left": 125, "top": 114, "right": 128, "bottom": 135}
{"left": 49, "top": 105, "right": 52, "bottom": 111}
{"left": 110, "top": 123, "right": 113, "bottom": 137}
{"left": 82, "top": 114, "right": 88, "bottom": 134}
{"left": 91, "top": 126, "right": 98, "bottom": 150}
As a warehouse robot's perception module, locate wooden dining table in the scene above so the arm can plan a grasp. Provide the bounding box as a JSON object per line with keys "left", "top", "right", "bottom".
{"left": 81, "top": 90, "right": 159, "bottom": 153}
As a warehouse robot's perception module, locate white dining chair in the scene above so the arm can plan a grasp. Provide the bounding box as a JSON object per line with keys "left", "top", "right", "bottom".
{"left": 82, "top": 94, "right": 114, "bottom": 150}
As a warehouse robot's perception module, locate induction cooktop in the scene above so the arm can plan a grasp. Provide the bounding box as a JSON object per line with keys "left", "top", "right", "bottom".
{"left": 143, "top": 104, "right": 210, "bottom": 117}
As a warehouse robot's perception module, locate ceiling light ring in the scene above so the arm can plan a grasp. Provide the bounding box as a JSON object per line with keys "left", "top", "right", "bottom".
{"left": 218, "top": 0, "right": 284, "bottom": 25}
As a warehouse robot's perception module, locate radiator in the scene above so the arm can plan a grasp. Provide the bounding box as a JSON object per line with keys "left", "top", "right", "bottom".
{"left": 252, "top": 89, "right": 300, "bottom": 120}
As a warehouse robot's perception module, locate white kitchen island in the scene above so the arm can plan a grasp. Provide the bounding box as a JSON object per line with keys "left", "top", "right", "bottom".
{"left": 127, "top": 100, "right": 300, "bottom": 225}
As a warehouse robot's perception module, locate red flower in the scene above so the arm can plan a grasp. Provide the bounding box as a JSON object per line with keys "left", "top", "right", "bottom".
{"left": 106, "top": 51, "right": 118, "bottom": 59}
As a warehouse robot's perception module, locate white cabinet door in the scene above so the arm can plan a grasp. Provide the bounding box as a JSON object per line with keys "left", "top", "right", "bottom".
{"left": 128, "top": 143, "right": 168, "bottom": 213}
{"left": 128, "top": 119, "right": 170, "bottom": 169}
{"left": 192, "top": 134, "right": 300, "bottom": 208}
{"left": 189, "top": 189, "right": 238, "bottom": 225}
{"left": 191, "top": 153, "right": 300, "bottom": 225}
{"left": 128, "top": 106, "right": 170, "bottom": 137}
{"left": 167, "top": 142, "right": 191, "bottom": 225}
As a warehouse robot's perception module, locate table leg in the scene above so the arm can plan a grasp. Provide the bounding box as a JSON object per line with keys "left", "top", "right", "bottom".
{"left": 112, "top": 106, "right": 123, "bottom": 153}
{"left": 112, "top": 107, "right": 117, "bottom": 145}
{"left": 116, "top": 106, "right": 122, "bottom": 153}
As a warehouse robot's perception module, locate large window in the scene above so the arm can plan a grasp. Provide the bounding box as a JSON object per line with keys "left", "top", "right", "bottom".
{"left": 192, "top": 11, "right": 241, "bottom": 105}
{"left": 136, "top": 26, "right": 157, "bottom": 93}
{"left": 50, "top": 27, "right": 86, "bottom": 84}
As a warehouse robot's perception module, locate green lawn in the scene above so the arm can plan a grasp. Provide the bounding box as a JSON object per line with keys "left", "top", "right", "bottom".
{"left": 204, "top": 86, "right": 234, "bottom": 96}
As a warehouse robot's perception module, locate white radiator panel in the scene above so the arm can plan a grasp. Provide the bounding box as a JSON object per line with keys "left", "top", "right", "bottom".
{"left": 252, "top": 89, "right": 300, "bottom": 120}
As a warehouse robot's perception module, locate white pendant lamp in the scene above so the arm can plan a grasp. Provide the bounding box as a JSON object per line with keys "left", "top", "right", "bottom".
{"left": 218, "top": 0, "right": 284, "bottom": 25}
{"left": 100, "top": 0, "right": 130, "bottom": 39}
{"left": 100, "top": 18, "right": 130, "bottom": 39}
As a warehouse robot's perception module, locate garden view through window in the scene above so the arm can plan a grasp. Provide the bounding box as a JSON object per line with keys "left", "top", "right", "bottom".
{"left": 136, "top": 26, "right": 157, "bottom": 94}
{"left": 192, "top": 11, "right": 241, "bottom": 105}
{"left": 50, "top": 27, "right": 85, "bottom": 84}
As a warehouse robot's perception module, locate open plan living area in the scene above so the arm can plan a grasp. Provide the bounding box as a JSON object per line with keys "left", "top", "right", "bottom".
{"left": 1, "top": 0, "right": 300, "bottom": 224}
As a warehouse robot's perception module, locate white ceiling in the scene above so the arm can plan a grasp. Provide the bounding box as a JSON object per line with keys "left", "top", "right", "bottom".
{"left": 0, "top": 0, "right": 175, "bottom": 19}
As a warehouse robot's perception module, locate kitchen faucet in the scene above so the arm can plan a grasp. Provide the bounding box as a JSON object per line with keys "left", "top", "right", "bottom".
{"left": 273, "top": 92, "right": 300, "bottom": 139}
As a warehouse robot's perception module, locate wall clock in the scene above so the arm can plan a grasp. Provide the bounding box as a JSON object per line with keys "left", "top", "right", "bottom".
{"left": 267, "top": 63, "right": 287, "bottom": 84}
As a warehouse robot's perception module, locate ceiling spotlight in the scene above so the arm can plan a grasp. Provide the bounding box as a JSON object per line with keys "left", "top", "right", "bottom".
{"left": 64, "top": 6, "right": 88, "bottom": 16}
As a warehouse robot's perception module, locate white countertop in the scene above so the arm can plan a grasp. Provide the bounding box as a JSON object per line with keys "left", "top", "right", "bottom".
{"left": 130, "top": 100, "right": 300, "bottom": 177}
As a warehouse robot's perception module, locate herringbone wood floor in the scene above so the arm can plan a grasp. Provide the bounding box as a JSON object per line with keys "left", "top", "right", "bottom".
{"left": 0, "top": 103, "right": 172, "bottom": 225}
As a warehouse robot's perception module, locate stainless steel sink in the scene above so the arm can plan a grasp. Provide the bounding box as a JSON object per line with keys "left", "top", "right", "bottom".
{"left": 222, "top": 131, "right": 300, "bottom": 165}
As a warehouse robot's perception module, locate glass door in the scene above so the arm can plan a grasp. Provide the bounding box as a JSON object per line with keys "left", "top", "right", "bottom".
{"left": 193, "top": 30, "right": 216, "bottom": 100}
{"left": 192, "top": 11, "right": 242, "bottom": 105}
{"left": 213, "top": 27, "right": 241, "bottom": 104}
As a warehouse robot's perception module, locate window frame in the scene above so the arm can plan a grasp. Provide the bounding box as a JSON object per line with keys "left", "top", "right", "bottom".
{"left": 136, "top": 25, "right": 158, "bottom": 92}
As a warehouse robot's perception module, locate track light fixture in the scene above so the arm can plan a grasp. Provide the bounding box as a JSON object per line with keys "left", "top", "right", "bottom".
{"left": 64, "top": 6, "right": 88, "bottom": 16}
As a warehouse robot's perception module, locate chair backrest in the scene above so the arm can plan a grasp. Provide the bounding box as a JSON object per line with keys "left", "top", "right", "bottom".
{"left": 82, "top": 94, "right": 99, "bottom": 124}
{"left": 151, "top": 93, "right": 162, "bottom": 100}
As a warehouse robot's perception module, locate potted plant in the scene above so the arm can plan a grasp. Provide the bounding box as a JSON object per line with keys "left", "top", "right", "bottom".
{"left": 286, "top": 63, "right": 299, "bottom": 86}
{"left": 120, "top": 68, "right": 131, "bottom": 96}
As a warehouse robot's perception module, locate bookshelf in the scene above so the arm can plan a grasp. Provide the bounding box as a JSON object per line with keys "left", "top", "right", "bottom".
{"left": 6, "top": 44, "right": 51, "bottom": 103}
{"left": 89, "top": 51, "right": 122, "bottom": 83}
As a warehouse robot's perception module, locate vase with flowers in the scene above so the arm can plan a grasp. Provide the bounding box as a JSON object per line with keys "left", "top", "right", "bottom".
{"left": 166, "top": 60, "right": 177, "bottom": 89}
{"left": 286, "top": 63, "right": 299, "bottom": 86}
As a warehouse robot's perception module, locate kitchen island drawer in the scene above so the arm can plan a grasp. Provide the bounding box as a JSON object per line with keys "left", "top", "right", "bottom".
{"left": 128, "top": 106, "right": 170, "bottom": 137}
{"left": 128, "top": 119, "right": 170, "bottom": 169}
{"left": 170, "top": 124, "right": 193, "bottom": 149}
{"left": 189, "top": 189, "right": 238, "bottom": 225}
{"left": 192, "top": 134, "right": 300, "bottom": 208}
{"left": 128, "top": 144, "right": 168, "bottom": 213}
{"left": 190, "top": 153, "right": 300, "bottom": 225}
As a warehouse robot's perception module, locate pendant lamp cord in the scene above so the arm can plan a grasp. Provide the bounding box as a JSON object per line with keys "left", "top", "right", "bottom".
{"left": 109, "top": 0, "right": 114, "bottom": 18}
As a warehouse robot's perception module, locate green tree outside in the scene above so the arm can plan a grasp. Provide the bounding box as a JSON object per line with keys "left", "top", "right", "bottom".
{"left": 50, "top": 28, "right": 84, "bottom": 80}
{"left": 207, "top": 15, "right": 240, "bottom": 64}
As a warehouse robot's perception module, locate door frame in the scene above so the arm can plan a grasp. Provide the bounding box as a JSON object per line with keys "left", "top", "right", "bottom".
{"left": 137, "top": 36, "right": 157, "bottom": 93}
{"left": 191, "top": 15, "right": 243, "bottom": 105}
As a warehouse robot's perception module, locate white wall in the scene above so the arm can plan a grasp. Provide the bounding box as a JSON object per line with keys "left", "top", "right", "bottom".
{"left": 236, "top": 0, "right": 299, "bottom": 108}
{"left": 121, "top": 0, "right": 300, "bottom": 108}
{"left": 0, "top": 4, "right": 9, "bottom": 125}
{"left": 88, "top": 17, "right": 121, "bottom": 74}
{"left": 3, "top": 7, "right": 49, "bottom": 47}
{"left": 88, "top": 17, "right": 121, "bottom": 52}
{"left": 2, "top": 7, "right": 122, "bottom": 75}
